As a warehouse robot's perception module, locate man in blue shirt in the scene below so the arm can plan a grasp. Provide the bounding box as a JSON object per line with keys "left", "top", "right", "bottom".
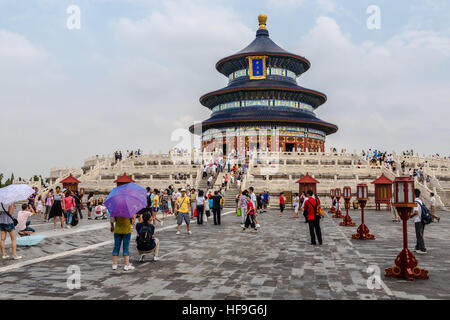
{"left": 262, "top": 191, "right": 269, "bottom": 212}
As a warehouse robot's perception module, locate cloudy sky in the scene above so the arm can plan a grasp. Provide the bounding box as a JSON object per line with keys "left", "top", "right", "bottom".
{"left": 1, "top": 0, "right": 449, "bottom": 179}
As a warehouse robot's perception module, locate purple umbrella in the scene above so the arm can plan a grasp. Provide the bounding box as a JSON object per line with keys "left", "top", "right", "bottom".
{"left": 104, "top": 183, "right": 147, "bottom": 218}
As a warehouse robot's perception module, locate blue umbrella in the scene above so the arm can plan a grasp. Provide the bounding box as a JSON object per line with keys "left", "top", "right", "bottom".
{"left": 104, "top": 183, "right": 147, "bottom": 218}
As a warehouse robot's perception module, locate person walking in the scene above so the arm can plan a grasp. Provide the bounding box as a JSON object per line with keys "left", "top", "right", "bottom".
{"left": 0, "top": 203, "right": 22, "bottom": 260}
{"left": 87, "top": 192, "right": 95, "bottom": 220}
{"left": 204, "top": 192, "right": 210, "bottom": 223}
{"left": 189, "top": 189, "right": 197, "bottom": 218}
{"left": 242, "top": 193, "right": 257, "bottom": 231}
{"left": 44, "top": 189, "right": 54, "bottom": 222}
{"left": 412, "top": 189, "right": 426, "bottom": 254}
{"left": 238, "top": 190, "right": 248, "bottom": 227}
{"left": 279, "top": 192, "right": 286, "bottom": 217}
{"left": 302, "top": 190, "right": 322, "bottom": 245}
{"left": 293, "top": 193, "right": 300, "bottom": 218}
{"left": 262, "top": 191, "right": 269, "bottom": 212}
{"left": 111, "top": 212, "right": 136, "bottom": 271}
{"left": 211, "top": 191, "right": 222, "bottom": 225}
{"left": 196, "top": 190, "right": 205, "bottom": 225}
{"left": 161, "top": 189, "right": 170, "bottom": 220}
{"left": 48, "top": 186, "right": 66, "bottom": 231}
{"left": 63, "top": 190, "right": 76, "bottom": 229}
{"left": 175, "top": 189, "right": 191, "bottom": 235}
{"left": 72, "top": 190, "right": 83, "bottom": 220}
{"left": 430, "top": 192, "right": 440, "bottom": 223}
{"left": 151, "top": 189, "right": 163, "bottom": 226}
{"left": 248, "top": 187, "right": 260, "bottom": 228}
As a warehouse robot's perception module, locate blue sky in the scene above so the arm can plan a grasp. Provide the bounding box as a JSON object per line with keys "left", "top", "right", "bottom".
{"left": 1, "top": 0, "right": 449, "bottom": 179}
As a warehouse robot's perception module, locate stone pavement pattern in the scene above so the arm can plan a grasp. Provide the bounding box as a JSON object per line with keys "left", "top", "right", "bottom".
{"left": 0, "top": 208, "right": 449, "bottom": 300}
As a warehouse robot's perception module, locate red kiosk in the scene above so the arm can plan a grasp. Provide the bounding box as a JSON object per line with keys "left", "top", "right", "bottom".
{"left": 371, "top": 174, "right": 393, "bottom": 211}
{"left": 296, "top": 174, "right": 319, "bottom": 195}
{"left": 60, "top": 174, "right": 81, "bottom": 193}
{"left": 114, "top": 173, "right": 135, "bottom": 187}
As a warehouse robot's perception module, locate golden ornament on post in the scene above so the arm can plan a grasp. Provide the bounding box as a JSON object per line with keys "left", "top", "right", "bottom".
{"left": 258, "top": 14, "right": 267, "bottom": 30}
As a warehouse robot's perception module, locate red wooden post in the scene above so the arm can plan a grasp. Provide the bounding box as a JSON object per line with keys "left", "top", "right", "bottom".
{"left": 332, "top": 188, "right": 344, "bottom": 218}
{"left": 385, "top": 177, "right": 428, "bottom": 280}
{"left": 352, "top": 184, "right": 375, "bottom": 240}
{"left": 328, "top": 188, "right": 336, "bottom": 214}
{"left": 340, "top": 186, "right": 355, "bottom": 226}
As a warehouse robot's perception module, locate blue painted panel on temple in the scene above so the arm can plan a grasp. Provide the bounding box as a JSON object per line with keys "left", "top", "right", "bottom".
{"left": 252, "top": 59, "right": 264, "bottom": 76}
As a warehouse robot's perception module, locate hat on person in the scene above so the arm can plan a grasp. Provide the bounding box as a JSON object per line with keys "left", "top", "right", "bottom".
{"left": 181, "top": 188, "right": 186, "bottom": 192}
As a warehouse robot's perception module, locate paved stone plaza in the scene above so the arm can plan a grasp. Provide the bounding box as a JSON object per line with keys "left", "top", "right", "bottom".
{"left": 0, "top": 207, "right": 449, "bottom": 300}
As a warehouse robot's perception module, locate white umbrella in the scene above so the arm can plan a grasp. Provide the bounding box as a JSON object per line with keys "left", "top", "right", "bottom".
{"left": 0, "top": 184, "right": 35, "bottom": 207}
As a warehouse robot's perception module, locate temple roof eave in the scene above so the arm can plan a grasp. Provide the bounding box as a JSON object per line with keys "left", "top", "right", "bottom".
{"left": 200, "top": 85, "right": 327, "bottom": 109}
{"left": 189, "top": 119, "right": 338, "bottom": 135}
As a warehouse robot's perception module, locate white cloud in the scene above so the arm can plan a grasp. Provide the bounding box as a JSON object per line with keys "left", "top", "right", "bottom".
{"left": 297, "top": 16, "right": 450, "bottom": 154}
{"left": 268, "top": 0, "right": 335, "bottom": 12}
{"left": 0, "top": 0, "right": 254, "bottom": 178}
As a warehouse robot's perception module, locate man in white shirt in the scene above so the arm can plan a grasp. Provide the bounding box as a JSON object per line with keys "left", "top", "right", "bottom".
{"left": 411, "top": 189, "right": 426, "bottom": 254}
{"left": 207, "top": 175, "right": 213, "bottom": 187}
{"left": 430, "top": 192, "right": 440, "bottom": 222}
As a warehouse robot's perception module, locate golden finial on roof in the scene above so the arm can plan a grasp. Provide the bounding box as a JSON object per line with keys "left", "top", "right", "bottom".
{"left": 258, "top": 14, "right": 267, "bottom": 30}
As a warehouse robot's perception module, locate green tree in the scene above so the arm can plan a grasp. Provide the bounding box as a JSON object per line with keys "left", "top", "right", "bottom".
{"left": 0, "top": 173, "right": 3, "bottom": 188}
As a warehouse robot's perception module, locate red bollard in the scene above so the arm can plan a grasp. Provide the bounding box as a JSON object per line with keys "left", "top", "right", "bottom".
{"left": 385, "top": 177, "right": 428, "bottom": 281}
{"left": 352, "top": 184, "right": 374, "bottom": 240}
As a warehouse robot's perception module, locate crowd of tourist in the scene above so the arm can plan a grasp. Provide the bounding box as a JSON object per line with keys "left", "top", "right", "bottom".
{"left": 114, "top": 149, "right": 143, "bottom": 162}
{"left": 1, "top": 147, "right": 446, "bottom": 268}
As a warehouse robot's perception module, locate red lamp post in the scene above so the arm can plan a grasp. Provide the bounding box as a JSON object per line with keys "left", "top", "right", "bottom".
{"left": 332, "top": 188, "right": 344, "bottom": 218}
{"left": 385, "top": 177, "right": 428, "bottom": 281}
{"left": 340, "top": 186, "right": 355, "bottom": 226}
{"left": 352, "top": 184, "right": 375, "bottom": 240}
{"left": 328, "top": 189, "right": 336, "bottom": 214}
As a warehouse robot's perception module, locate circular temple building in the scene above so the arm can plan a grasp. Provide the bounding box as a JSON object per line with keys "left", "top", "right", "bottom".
{"left": 190, "top": 14, "right": 338, "bottom": 154}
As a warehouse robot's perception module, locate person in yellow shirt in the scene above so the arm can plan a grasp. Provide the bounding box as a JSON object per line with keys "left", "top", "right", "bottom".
{"left": 176, "top": 189, "right": 191, "bottom": 235}
{"left": 111, "top": 214, "right": 136, "bottom": 271}
{"left": 152, "top": 189, "right": 163, "bottom": 226}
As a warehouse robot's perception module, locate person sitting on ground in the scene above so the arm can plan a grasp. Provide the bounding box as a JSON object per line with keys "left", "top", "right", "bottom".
{"left": 17, "top": 204, "right": 36, "bottom": 236}
{"left": 136, "top": 212, "right": 160, "bottom": 262}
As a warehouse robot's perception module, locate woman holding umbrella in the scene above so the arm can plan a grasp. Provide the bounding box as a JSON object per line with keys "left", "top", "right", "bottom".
{"left": 0, "top": 203, "right": 22, "bottom": 260}
{"left": 105, "top": 182, "right": 148, "bottom": 271}
{"left": 48, "top": 186, "right": 66, "bottom": 231}
{"left": 111, "top": 214, "right": 136, "bottom": 271}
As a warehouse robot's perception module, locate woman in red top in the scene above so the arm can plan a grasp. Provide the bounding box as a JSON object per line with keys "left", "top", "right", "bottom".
{"left": 243, "top": 193, "right": 257, "bottom": 231}
{"left": 302, "top": 190, "right": 322, "bottom": 245}
{"left": 279, "top": 192, "right": 286, "bottom": 217}
{"left": 63, "top": 190, "right": 76, "bottom": 229}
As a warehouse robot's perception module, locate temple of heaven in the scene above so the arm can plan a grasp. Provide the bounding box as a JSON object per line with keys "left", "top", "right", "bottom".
{"left": 189, "top": 14, "right": 338, "bottom": 154}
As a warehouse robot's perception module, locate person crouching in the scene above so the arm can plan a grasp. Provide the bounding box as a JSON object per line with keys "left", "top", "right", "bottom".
{"left": 136, "top": 212, "right": 160, "bottom": 262}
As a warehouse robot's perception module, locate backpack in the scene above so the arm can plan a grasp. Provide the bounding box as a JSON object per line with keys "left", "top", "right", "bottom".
{"left": 137, "top": 224, "right": 154, "bottom": 250}
{"left": 416, "top": 201, "right": 432, "bottom": 225}
{"left": 306, "top": 198, "right": 323, "bottom": 218}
